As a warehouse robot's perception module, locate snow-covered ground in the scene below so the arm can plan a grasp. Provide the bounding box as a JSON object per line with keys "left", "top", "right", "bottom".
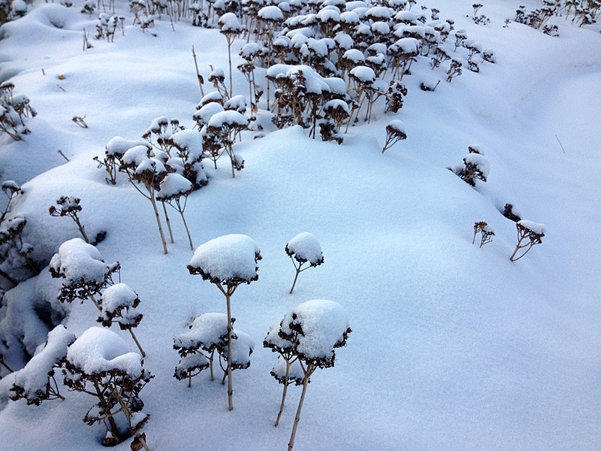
{"left": 1, "top": 0, "right": 601, "bottom": 449}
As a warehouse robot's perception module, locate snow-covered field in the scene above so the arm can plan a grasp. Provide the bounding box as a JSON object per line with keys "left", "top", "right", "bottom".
{"left": 1, "top": 0, "right": 601, "bottom": 449}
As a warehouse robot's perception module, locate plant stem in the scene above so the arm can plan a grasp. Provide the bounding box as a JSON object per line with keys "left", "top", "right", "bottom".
{"left": 179, "top": 209, "right": 194, "bottom": 250}
{"left": 287, "top": 367, "right": 312, "bottom": 451}
{"left": 148, "top": 188, "right": 168, "bottom": 254}
{"left": 225, "top": 291, "right": 234, "bottom": 411}
{"left": 274, "top": 358, "right": 291, "bottom": 427}
{"left": 128, "top": 329, "right": 146, "bottom": 357}
{"left": 162, "top": 201, "right": 175, "bottom": 244}
{"left": 289, "top": 267, "right": 301, "bottom": 294}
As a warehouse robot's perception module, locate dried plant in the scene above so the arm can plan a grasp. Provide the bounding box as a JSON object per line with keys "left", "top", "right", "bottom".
{"left": 0, "top": 82, "right": 37, "bottom": 141}
{"left": 381, "top": 120, "right": 407, "bottom": 153}
{"left": 187, "top": 234, "right": 261, "bottom": 410}
{"left": 49, "top": 196, "right": 90, "bottom": 244}
{"left": 510, "top": 220, "right": 545, "bottom": 262}
{"left": 472, "top": 221, "right": 495, "bottom": 247}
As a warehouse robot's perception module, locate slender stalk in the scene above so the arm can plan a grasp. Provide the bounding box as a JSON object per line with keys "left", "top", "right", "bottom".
{"left": 148, "top": 188, "right": 168, "bottom": 254}
{"left": 128, "top": 329, "right": 146, "bottom": 357}
{"left": 287, "top": 367, "right": 313, "bottom": 451}
{"left": 225, "top": 291, "right": 234, "bottom": 411}
{"left": 179, "top": 209, "right": 194, "bottom": 250}
{"left": 227, "top": 39, "right": 233, "bottom": 98}
{"left": 274, "top": 358, "right": 291, "bottom": 427}
{"left": 192, "top": 46, "right": 205, "bottom": 97}
{"left": 289, "top": 267, "right": 301, "bottom": 294}
{"left": 73, "top": 216, "right": 90, "bottom": 243}
{"left": 162, "top": 201, "right": 175, "bottom": 244}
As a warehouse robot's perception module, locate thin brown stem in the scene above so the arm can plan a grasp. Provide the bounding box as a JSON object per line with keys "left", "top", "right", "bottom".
{"left": 128, "top": 329, "right": 146, "bottom": 358}
{"left": 162, "top": 201, "right": 175, "bottom": 244}
{"left": 225, "top": 291, "right": 234, "bottom": 411}
{"left": 287, "top": 365, "right": 314, "bottom": 451}
{"left": 274, "top": 358, "right": 291, "bottom": 427}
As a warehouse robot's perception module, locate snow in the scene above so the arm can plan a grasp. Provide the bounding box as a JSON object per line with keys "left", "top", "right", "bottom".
{"left": 218, "top": 12, "right": 243, "bottom": 33}
{"left": 258, "top": 5, "right": 283, "bottom": 21}
{"left": 100, "top": 283, "right": 138, "bottom": 313}
{"left": 1, "top": 0, "right": 601, "bottom": 449}
{"left": 194, "top": 102, "right": 224, "bottom": 126}
{"left": 66, "top": 327, "right": 142, "bottom": 377}
{"left": 285, "top": 232, "right": 323, "bottom": 265}
{"left": 188, "top": 234, "right": 261, "bottom": 283}
{"left": 157, "top": 173, "right": 193, "bottom": 200}
{"left": 390, "top": 37, "right": 419, "bottom": 54}
{"left": 280, "top": 299, "right": 349, "bottom": 362}
{"left": 49, "top": 238, "right": 111, "bottom": 285}
{"left": 10, "top": 325, "right": 74, "bottom": 402}
{"left": 349, "top": 65, "right": 376, "bottom": 83}
{"left": 387, "top": 119, "right": 406, "bottom": 134}
{"left": 173, "top": 312, "right": 228, "bottom": 350}
{"left": 207, "top": 110, "right": 248, "bottom": 128}
{"left": 342, "top": 48, "right": 365, "bottom": 63}
{"left": 104, "top": 137, "right": 147, "bottom": 158}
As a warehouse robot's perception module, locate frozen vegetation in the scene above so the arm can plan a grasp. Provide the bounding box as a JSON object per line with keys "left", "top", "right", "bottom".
{"left": 0, "top": 0, "right": 601, "bottom": 449}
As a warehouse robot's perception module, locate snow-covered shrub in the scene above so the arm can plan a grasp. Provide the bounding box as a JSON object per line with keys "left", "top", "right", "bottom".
{"left": 472, "top": 221, "right": 494, "bottom": 248}
{"left": 173, "top": 313, "right": 253, "bottom": 387}
{"left": 61, "top": 327, "right": 152, "bottom": 447}
{"left": 9, "top": 325, "right": 75, "bottom": 405}
{"left": 285, "top": 232, "right": 324, "bottom": 294}
{"left": 446, "top": 58, "right": 462, "bottom": 82}
{"left": 381, "top": 119, "right": 407, "bottom": 153}
{"left": 99, "top": 283, "right": 145, "bottom": 357}
{"left": 502, "top": 203, "right": 521, "bottom": 222}
{"left": 0, "top": 82, "right": 37, "bottom": 141}
{"left": 450, "top": 147, "right": 489, "bottom": 187}
{"left": 187, "top": 234, "right": 261, "bottom": 410}
{"left": 510, "top": 220, "right": 545, "bottom": 262}
{"left": 118, "top": 142, "right": 171, "bottom": 253}
{"left": 264, "top": 300, "right": 351, "bottom": 450}
{"left": 49, "top": 238, "right": 120, "bottom": 307}
{"left": 0, "top": 217, "right": 38, "bottom": 286}
{"left": 204, "top": 110, "right": 248, "bottom": 178}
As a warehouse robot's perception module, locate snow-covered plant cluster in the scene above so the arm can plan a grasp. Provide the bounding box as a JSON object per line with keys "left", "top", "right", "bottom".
{"left": 264, "top": 299, "right": 351, "bottom": 450}
{"left": 450, "top": 144, "right": 489, "bottom": 187}
{"left": 100, "top": 117, "right": 209, "bottom": 253}
{"left": 0, "top": 82, "right": 36, "bottom": 141}
{"left": 187, "top": 234, "right": 261, "bottom": 410}
{"left": 0, "top": 181, "right": 39, "bottom": 288}
{"left": 0, "top": 0, "right": 27, "bottom": 26}
{"left": 513, "top": 0, "right": 600, "bottom": 35}
{"left": 49, "top": 238, "right": 146, "bottom": 355}
{"left": 61, "top": 327, "right": 152, "bottom": 447}
{"left": 285, "top": 232, "right": 324, "bottom": 294}
{"left": 173, "top": 312, "right": 253, "bottom": 387}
